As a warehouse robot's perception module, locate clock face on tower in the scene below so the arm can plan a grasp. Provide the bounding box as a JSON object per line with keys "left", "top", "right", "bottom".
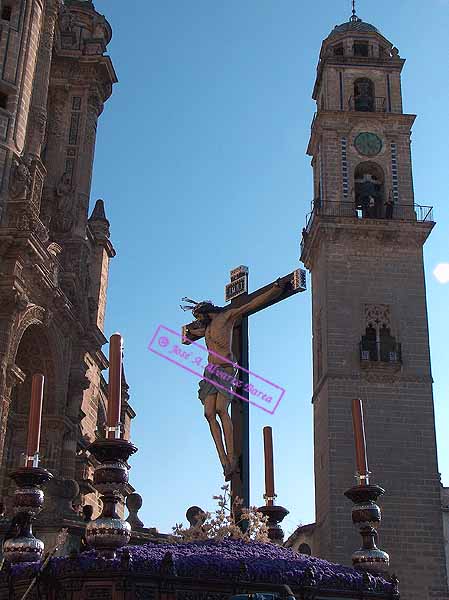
{"left": 354, "top": 132, "right": 383, "bottom": 156}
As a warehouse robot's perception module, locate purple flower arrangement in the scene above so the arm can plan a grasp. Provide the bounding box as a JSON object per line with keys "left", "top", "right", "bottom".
{"left": 6, "top": 539, "right": 392, "bottom": 594}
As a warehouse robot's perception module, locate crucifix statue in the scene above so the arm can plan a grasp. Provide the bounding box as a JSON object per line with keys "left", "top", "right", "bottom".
{"left": 182, "top": 267, "right": 306, "bottom": 506}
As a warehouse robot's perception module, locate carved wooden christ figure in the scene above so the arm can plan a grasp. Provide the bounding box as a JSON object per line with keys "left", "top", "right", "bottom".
{"left": 182, "top": 281, "right": 285, "bottom": 481}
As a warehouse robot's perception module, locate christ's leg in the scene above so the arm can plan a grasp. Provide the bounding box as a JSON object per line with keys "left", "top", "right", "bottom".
{"left": 216, "top": 393, "right": 233, "bottom": 465}
{"left": 204, "top": 393, "right": 228, "bottom": 472}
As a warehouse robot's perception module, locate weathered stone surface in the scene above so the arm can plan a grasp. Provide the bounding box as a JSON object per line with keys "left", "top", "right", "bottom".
{"left": 0, "top": 0, "right": 133, "bottom": 530}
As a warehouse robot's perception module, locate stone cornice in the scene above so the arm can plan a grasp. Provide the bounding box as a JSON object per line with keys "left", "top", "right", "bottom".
{"left": 311, "top": 369, "right": 433, "bottom": 404}
{"left": 49, "top": 56, "right": 117, "bottom": 108}
{"left": 301, "top": 216, "right": 434, "bottom": 270}
{"left": 313, "top": 56, "right": 405, "bottom": 100}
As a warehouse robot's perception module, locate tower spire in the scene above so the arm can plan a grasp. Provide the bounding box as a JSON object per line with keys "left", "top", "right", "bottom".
{"left": 350, "top": 0, "right": 360, "bottom": 22}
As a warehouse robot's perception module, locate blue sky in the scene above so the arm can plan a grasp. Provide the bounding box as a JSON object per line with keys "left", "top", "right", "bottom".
{"left": 91, "top": 0, "right": 449, "bottom": 536}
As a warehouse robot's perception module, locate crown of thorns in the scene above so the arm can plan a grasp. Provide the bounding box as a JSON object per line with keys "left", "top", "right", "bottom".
{"left": 180, "top": 298, "right": 214, "bottom": 313}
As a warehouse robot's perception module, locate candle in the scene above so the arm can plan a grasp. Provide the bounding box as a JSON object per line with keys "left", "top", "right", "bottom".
{"left": 107, "top": 333, "right": 123, "bottom": 439}
{"left": 263, "top": 426, "right": 275, "bottom": 505}
{"left": 26, "top": 374, "right": 44, "bottom": 467}
{"left": 351, "top": 398, "right": 369, "bottom": 485}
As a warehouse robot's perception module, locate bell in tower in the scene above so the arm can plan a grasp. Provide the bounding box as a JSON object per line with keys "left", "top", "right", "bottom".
{"left": 299, "top": 7, "right": 448, "bottom": 600}
{"left": 353, "top": 78, "right": 374, "bottom": 112}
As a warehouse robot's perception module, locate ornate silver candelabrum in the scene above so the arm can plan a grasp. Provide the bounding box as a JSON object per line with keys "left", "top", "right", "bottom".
{"left": 344, "top": 484, "right": 390, "bottom": 573}
{"left": 2, "top": 466, "right": 53, "bottom": 563}
{"left": 85, "top": 438, "right": 137, "bottom": 558}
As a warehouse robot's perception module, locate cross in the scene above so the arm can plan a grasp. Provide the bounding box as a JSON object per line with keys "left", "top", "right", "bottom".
{"left": 182, "top": 267, "right": 306, "bottom": 508}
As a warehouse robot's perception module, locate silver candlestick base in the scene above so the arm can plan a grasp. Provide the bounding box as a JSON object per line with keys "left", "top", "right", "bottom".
{"left": 2, "top": 467, "right": 53, "bottom": 564}
{"left": 344, "top": 484, "right": 390, "bottom": 573}
{"left": 85, "top": 438, "right": 137, "bottom": 559}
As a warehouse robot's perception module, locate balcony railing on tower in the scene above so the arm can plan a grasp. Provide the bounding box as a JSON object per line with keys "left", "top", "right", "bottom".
{"left": 348, "top": 96, "right": 386, "bottom": 112}
{"left": 301, "top": 200, "right": 434, "bottom": 254}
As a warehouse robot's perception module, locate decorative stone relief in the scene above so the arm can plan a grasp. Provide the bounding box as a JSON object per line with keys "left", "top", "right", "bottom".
{"left": 85, "top": 95, "right": 101, "bottom": 147}
{"left": 48, "top": 91, "right": 68, "bottom": 140}
{"left": 364, "top": 304, "right": 391, "bottom": 331}
{"left": 5, "top": 364, "right": 26, "bottom": 389}
{"left": 9, "top": 157, "right": 32, "bottom": 200}
{"left": 0, "top": 289, "right": 30, "bottom": 313}
{"left": 52, "top": 172, "right": 75, "bottom": 233}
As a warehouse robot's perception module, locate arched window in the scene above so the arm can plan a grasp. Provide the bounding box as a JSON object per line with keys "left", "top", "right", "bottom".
{"left": 1, "top": 325, "right": 56, "bottom": 501}
{"left": 361, "top": 305, "right": 401, "bottom": 364}
{"left": 354, "top": 162, "right": 385, "bottom": 219}
{"left": 298, "top": 543, "right": 312, "bottom": 556}
{"left": 379, "top": 325, "right": 397, "bottom": 362}
{"left": 353, "top": 41, "right": 369, "bottom": 57}
{"left": 0, "top": 92, "right": 8, "bottom": 110}
{"left": 354, "top": 78, "right": 374, "bottom": 112}
{"left": 361, "top": 325, "right": 377, "bottom": 361}
{"left": 1, "top": 6, "right": 11, "bottom": 21}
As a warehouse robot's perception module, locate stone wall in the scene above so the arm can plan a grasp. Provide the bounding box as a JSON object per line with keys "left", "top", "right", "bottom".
{"left": 302, "top": 217, "right": 448, "bottom": 600}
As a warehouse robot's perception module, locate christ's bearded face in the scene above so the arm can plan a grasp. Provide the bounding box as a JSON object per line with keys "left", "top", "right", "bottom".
{"left": 193, "top": 303, "right": 219, "bottom": 323}
{"left": 195, "top": 312, "right": 210, "bottom": 324}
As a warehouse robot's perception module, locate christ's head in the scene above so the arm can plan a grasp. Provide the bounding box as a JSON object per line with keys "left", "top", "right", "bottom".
{"left": 192, "top": 301, "right": 223, "bottom": 323}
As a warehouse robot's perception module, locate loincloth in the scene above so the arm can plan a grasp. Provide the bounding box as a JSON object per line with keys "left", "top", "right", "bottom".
{"left": 198, "top": 364, "right": 238, "bottom": 404}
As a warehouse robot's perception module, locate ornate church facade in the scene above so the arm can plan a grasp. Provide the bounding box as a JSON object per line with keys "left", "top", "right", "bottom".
{"left": 0, "top": 0, "right": 133, "bottom": 517}
{"left": 298, "top": 11, "right": 448, "bottom": 600}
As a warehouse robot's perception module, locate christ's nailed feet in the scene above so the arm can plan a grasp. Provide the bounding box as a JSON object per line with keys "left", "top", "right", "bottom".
{"left": 224, "top": 463, "right": 233, "bottom": 481}
{"left": 223, "top": 457, "right": 239, "bottom": 481}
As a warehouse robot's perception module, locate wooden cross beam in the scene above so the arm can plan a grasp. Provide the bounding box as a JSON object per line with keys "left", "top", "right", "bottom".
{"left": 182, "top": 267, "right": 306, "bottom": 508}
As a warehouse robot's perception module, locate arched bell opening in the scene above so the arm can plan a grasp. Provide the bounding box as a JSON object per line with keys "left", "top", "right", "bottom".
{"left": 354, "top": 77, "right": 375, "bottom": 112}
{"left": 354, "top": 162, "right": 385, "bottom": 219}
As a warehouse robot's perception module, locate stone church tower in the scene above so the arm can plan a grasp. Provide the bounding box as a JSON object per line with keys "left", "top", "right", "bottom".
{"left": 300, "top": 11, "right": 448, "bottom": 600}
{"left": 0, "top": 0, "right": 133, "bottom": 516}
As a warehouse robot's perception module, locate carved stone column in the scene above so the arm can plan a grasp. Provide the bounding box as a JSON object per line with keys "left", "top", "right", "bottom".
{"left": 0, "top": 0, "right": 46, "bottom": 220}
{"left": 40, "top": 87, "right": 69, "bottom": 230}
{"left": 73, "top": 92, "right": 103, "bottom": 238}
{"left": 26, "top": 0, "right": 60, "bottom": 160}
{"left": 44, "top": 0, "right": 117, "bottom": 242}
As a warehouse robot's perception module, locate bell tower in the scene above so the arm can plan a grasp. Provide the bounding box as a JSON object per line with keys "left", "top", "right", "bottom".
{"left": 300, "top": 10, "right": 448, "bottom": 600}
